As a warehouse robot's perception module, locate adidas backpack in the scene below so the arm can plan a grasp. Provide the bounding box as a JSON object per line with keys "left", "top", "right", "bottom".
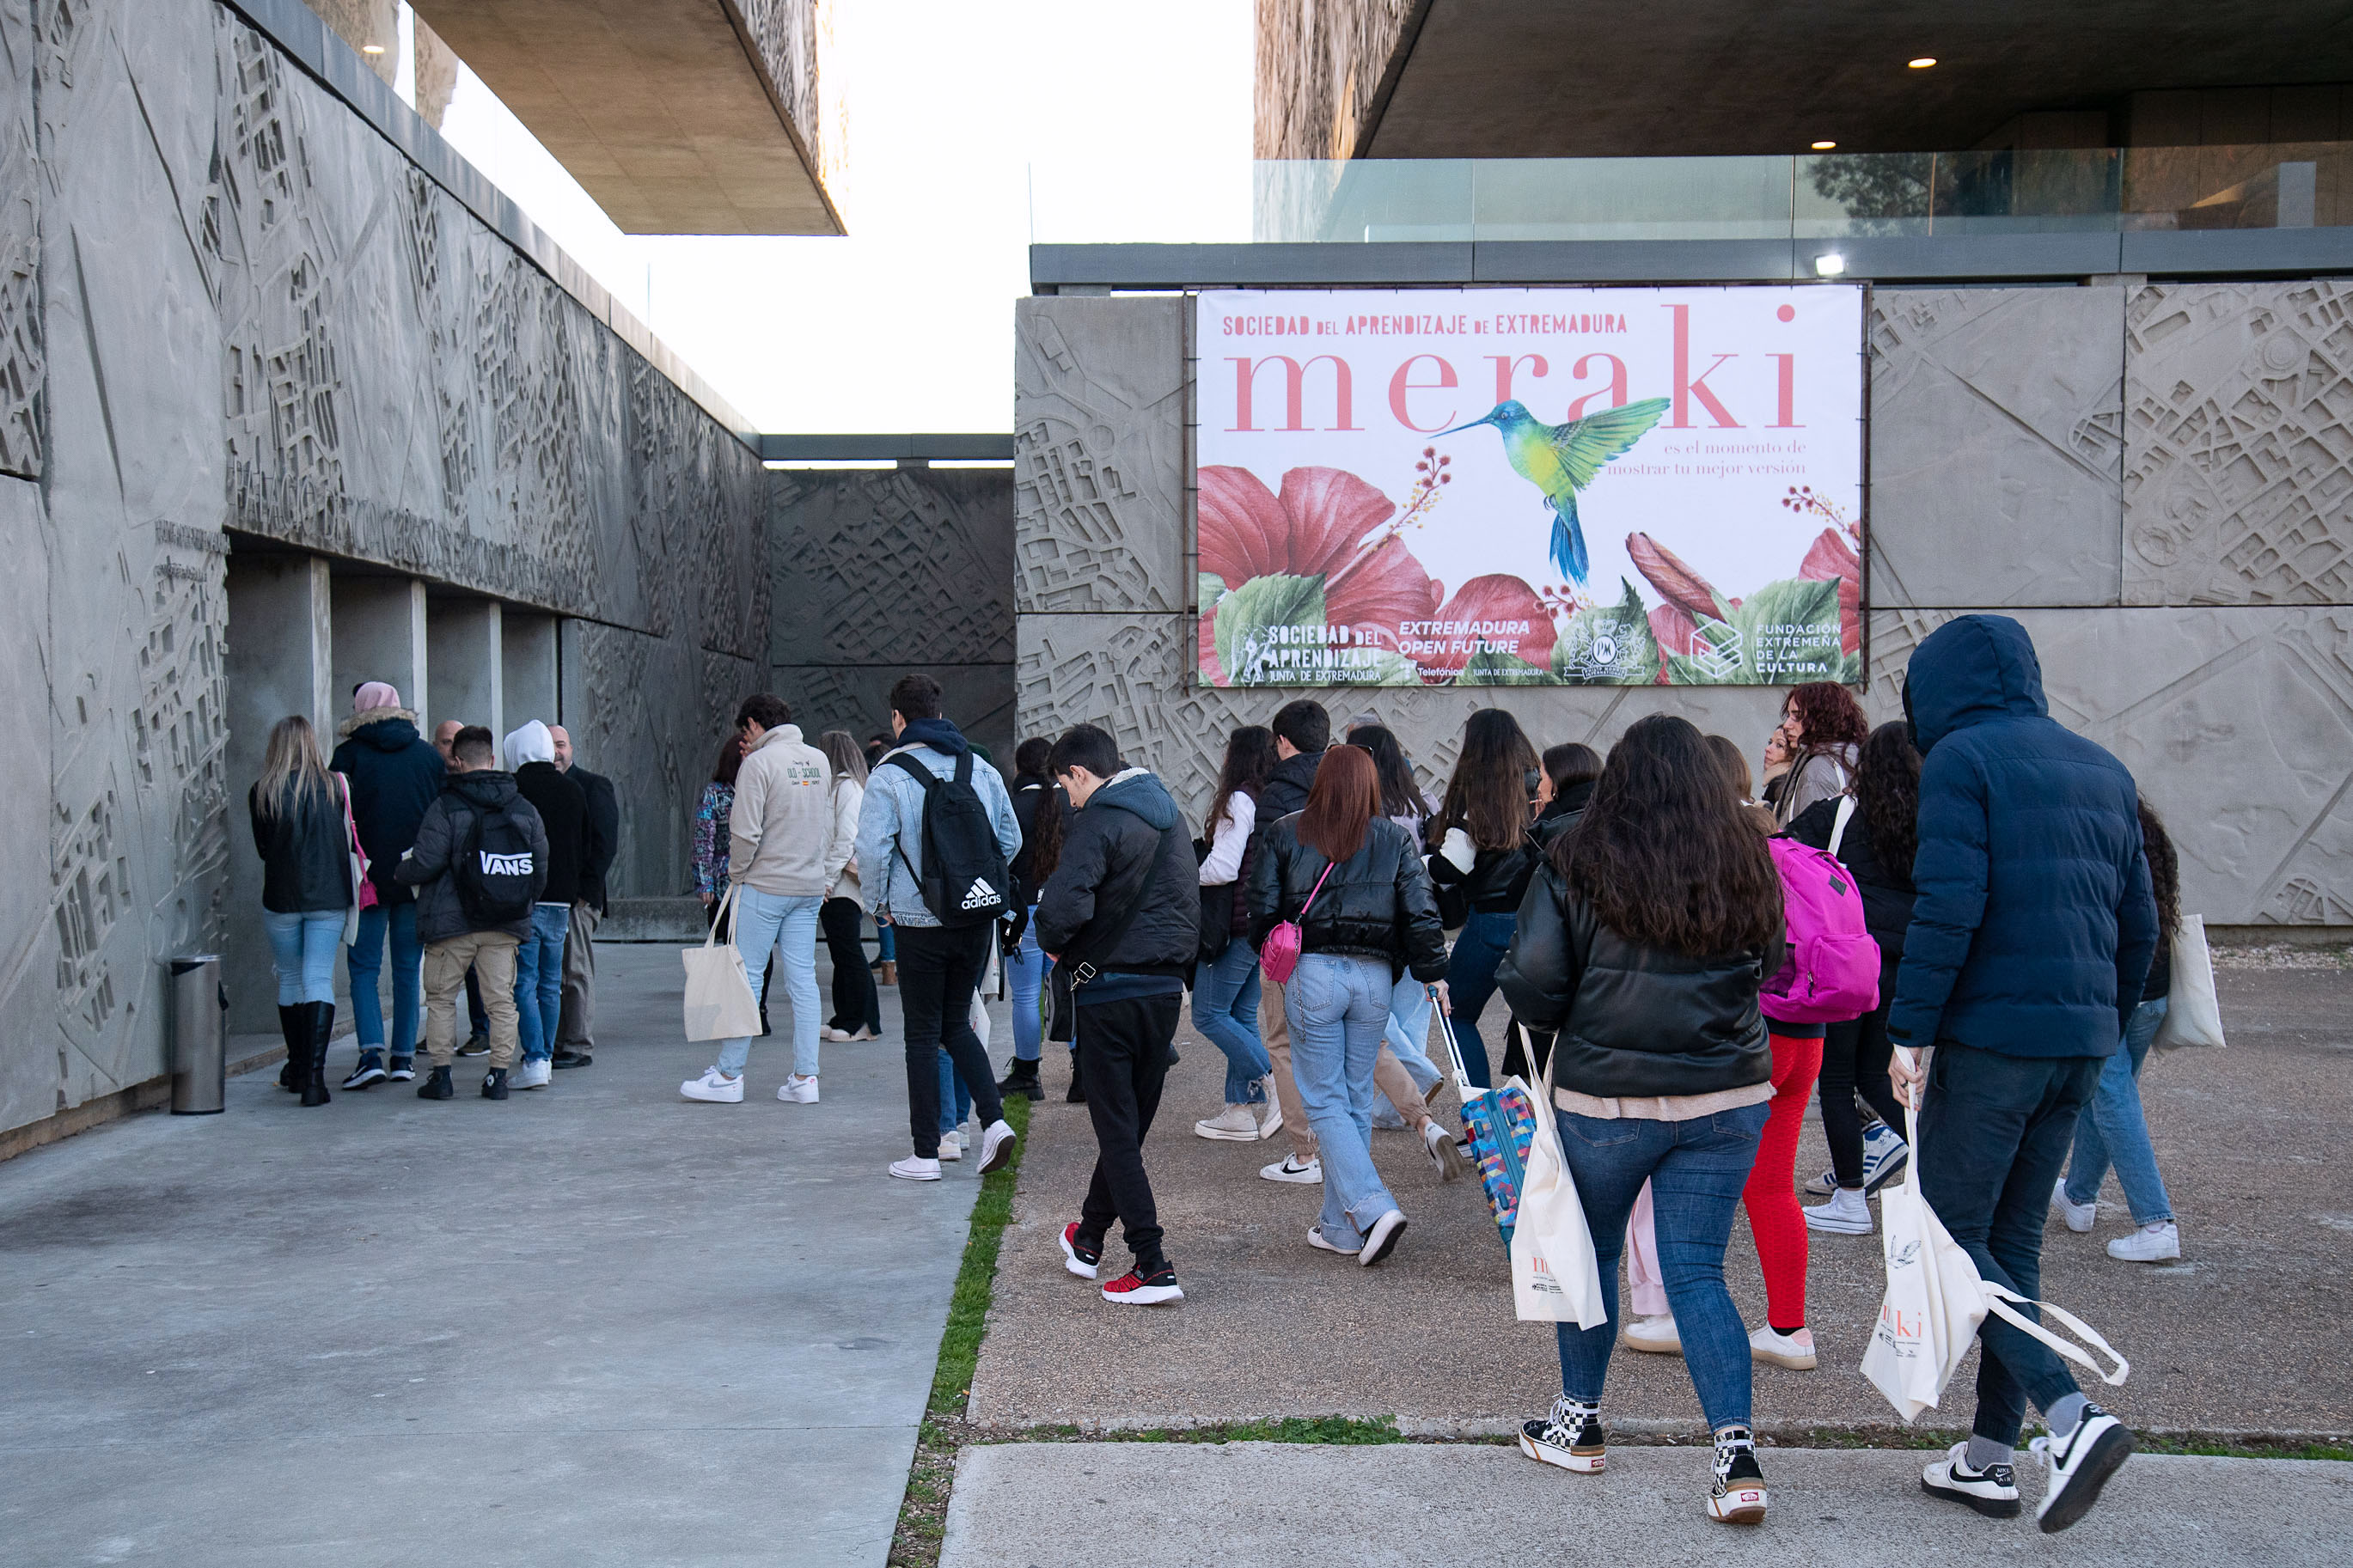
{"left": 886, "top": 751, "right": 1011, "bottom": 928}
{"left": 1762, "top": 835, "right": 1881, "bottom": 1024}
{"left": 454, "top": 800, "right": 543, "bottom": 926}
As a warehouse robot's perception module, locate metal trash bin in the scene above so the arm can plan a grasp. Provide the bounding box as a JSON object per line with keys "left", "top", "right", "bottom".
{"left": 168, "top": 955, "right": 228, "bottom": 1115}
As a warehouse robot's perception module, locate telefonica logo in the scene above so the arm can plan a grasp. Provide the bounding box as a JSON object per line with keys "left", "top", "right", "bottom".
{"left": 960, "top": 878, "right": 1000, "bottom": 911}
{"left": 480, "top": 851, "right": 534, "bottom": 876}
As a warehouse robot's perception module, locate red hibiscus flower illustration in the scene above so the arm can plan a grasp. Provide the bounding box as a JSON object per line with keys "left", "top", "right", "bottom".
{"left": 1415, "top": 574, "right": 1557, "bottom": 682}
{"left": 1799, "top": 527, "right": 1862, "bottom": 656}
{"left": 1198, "top": 466, "right": 1443, "bottom": 682}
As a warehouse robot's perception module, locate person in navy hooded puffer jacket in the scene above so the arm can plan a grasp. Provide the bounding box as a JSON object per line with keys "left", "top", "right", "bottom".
{"left": 1887, "top": 614, "right": 2158, "bottom": 1534}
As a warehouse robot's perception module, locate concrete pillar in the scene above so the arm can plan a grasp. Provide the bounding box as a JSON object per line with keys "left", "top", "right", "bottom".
{"left": 502, "top": 612, "right": 559, "bottom": 734}
{"left": 331, "top": 577, "right": 429, "bottom": 723}
{"left": 425, "top": 597, "right": 502, "bottom": 738}
{"left": 223, "top": 552, "right": 333, "bottom": 1033}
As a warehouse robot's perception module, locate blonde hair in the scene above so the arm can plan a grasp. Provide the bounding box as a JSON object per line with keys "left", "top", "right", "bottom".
{"left": 257, "top": 715, "right": 334, "bottom": 822}
{"left": 818, "top": 729, "right": 868, "bottom": 788}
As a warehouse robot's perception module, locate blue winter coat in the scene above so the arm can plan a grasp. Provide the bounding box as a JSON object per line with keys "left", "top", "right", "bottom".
{"left": 329, "top": 710, "right": 448, "bottom": 906}
{"left": 1886, "top": 615, "right": 2157, "bottom": 1059}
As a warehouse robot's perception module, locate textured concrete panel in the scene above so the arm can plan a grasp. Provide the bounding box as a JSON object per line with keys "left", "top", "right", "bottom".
{"left": 1015, "top": 297, "right": 1187, "bottom": 614}
{"left": 1868, "top": 287, "right": 2124, "bottom": 608}
{"left": 1018, "top": 613, "right": 1788, "bottom": 824}
{"left": 2124, "top": 281, "right": 2353, "bottom": 607}
{"left": 563, "top": 619, "right": 698, "bottom": 900}
{"left": 0, "top": 477, "right": 54, "bottom": 1132}
{"left": 0, "top": 1, "right": 38, "bottom": 479}
{"left": 1867, "top": 607, "right": 2353, "bottom": 926}
{"left": 769, "top": 663, "right": 1018, "bottom": 775}
{"left": 769, "top": 467, "right": 1013, "bottom": 667}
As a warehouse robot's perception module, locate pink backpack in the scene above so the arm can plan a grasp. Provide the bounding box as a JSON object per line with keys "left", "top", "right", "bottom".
{"left": 1762, "top": 836, "right": 1880, "bottom": 1024}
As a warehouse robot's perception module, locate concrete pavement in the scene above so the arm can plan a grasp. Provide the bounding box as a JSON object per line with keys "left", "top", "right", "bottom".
{"left": 939, "top": 1441, "right": 2351, "bottom": 1567}
{"left": 1, "top": 943, "right": 1001, "bottom": 1568}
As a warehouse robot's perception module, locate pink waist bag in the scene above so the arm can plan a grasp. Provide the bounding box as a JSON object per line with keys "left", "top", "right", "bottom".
{"left": 1259, "top": 861, "right": 1335, "bottom": 985}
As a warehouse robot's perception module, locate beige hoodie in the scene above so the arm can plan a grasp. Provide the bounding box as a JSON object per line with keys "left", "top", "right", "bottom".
{"left": 729, "top": 725, "right": 847, "bottom": 897}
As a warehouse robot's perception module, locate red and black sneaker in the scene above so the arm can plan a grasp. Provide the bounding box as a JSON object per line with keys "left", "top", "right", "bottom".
{"left": 1100, "top": 1264, "right": 1183, "bottom": 1305}
{"left": 1059, "top": 1222, "right": 1101, "bottom": 1280}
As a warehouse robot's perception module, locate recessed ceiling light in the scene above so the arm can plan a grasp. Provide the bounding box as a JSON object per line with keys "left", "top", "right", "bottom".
{"left": 1908, "top": 56, "right": 1937, "bottom": 69}
{"left": 362, "top": 42, "right": 387, "bottom": 53}
{"left": 1812, "top": 140, "right": 1837, "bottom": 150}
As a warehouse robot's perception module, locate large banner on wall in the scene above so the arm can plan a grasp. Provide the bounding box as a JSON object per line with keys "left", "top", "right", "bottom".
{"left": 1195, "top": 286, "right": 1864, "bottom": 686}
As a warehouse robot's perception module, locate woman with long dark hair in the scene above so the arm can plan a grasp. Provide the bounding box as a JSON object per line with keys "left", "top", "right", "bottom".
{"left": 1500, "top": 714, "right": 1784, "bottom": 1523}
{"left": 1248, "top": 747, "right": 1450, "bottom": 1265}
{"left": 1531, "top": 742, "right": 1602, "bottom": 852}
{"left": 1429, "top": 708, "right": 1541, "bottom": 1087}
{"left": 1770, "top": 680, "right": 1869, "bottom": 827}
{"left": 2056, "top": 800, "right": 2185, "bottom": 1263}
{"left": 816, "top": 730, "right": 882, "bottom": 1043}
{"left": 1347, "top": 723, "right": 1451, "bottom": 1120}
{"left": 1786, "top": 722, "right": 1921, "bottom": 1234}
{"left": 249, "top": 715, "right": 357, "bottom": 1107}
{"left": 1192, "top": 726, "right": 1280, "bottom": 1141}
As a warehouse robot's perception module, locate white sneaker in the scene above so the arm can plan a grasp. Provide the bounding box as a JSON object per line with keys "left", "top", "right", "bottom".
{"left": 1358, "top": 1209, "right": 1407, "bottom": 1266}
{"left": 510, "top": 1058, "right": 553, "bottom": 1089}
{"left": 1921, "top": 1441, "right": 2021, "bottom": 1518}
{"left": 1422, "top": 1119, "right": 1467, "bottom": 1182}
{"left": 681, "top": 1066, "right": 743, "bottom": 1103}
{"left": 975, "top": 1118, "right": 1018, "bottom": 1175}
{"left": 1859, "top": 1125, "right": 1910, "bottom": 1193}
{"left": 1748, "top": 1323, "right": 1817, "bottom": 1370}
{"left": 1623, "top": 1314, "right": 1682, "bottom": 1355}
{"left": 2106, "top": 1221, "right": 2180, "bottom": 1262}
{"left": 1805, "top": 1185, "right": 1873, "bottom": 1235}
{"left": 889, "top": 1156, "right": 942, "bottom": 1181}
{"left": 2051, "top": 1178, "right": 2098, "bottom": 1233}
{"left": 1255, "top": 1077, "right": 1285, "bottom": 1139}
{"left": 777, "top": 1074, "right": 820, "bottom": 1104}
{"left": 1306, "top": 1223, "right": 1360, "bottom": 1255}
{"left": 1260, "top": 1154, "right": 1322, "bottom": 1184}
{"left": 938, "top": 1133, "right": 963, "bottom": 1161}
{"left": 2031, "top": 1406, "right": 2134, "bottom": 1533}
{"left": 1195, "top": 1104, "right": 1262, "bottom": 1141}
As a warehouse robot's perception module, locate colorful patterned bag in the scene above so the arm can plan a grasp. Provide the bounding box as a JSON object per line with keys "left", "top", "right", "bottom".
{"left": 1446, "top": 1016, "right": 1541, "bottom": 1250}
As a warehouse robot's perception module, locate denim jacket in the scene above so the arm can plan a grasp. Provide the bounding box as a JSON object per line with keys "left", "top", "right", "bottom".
{"left": 853, "top": 739, "right": 1021, "bottom": 928}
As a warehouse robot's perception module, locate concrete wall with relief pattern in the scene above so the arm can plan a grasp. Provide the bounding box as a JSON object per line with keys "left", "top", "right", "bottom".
{"left": 1014, "top": 284, "right": 2353, "bottom": 930}
{"left": 0, "top": 0, "right": 766, "bottom": 1139}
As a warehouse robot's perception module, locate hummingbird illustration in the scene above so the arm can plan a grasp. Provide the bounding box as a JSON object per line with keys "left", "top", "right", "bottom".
{"left": 1438, "top": 397, "right": 1671, "bottom": 584}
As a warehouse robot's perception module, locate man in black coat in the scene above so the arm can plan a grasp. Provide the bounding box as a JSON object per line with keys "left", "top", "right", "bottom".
{"left": 551, "top": 724, "right": 620, "bottom": 1068}
{"left": 330, "top": 684, "right": 446, "bottom": 1088}
{"left": 1033, "top": 724, "right": 1198, "bottom": 1306}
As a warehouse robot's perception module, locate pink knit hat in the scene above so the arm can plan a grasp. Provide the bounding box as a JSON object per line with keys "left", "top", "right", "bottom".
{"left": 352, "top": 681, "right": 401, "bottom": 713}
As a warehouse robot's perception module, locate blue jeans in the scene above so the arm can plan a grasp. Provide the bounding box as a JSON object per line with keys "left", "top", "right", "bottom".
{"left": 1918, "top": 1042, "right": 2100, "bottom": 1446}
{"left": 877, "top": 924, "right": 896, "bottom": 963}
{"left": 1191, "top": 940, "right": 1270, "bottom": 1103}
{"left": 1552, "top": 1101, "right": 1769, "bottom": 1432}
{"left": 1445, "top": 910, "right": 1517, "bottom": 1089}
{"left": 1009, "top": 905, "right": 1047, "bottom": 1063}
{"left": 938, "top": 1049, "right": 975, "bottom": 1135}
{"left": 346, "top": 901, "right": 421, "bottom": 1054}
{"left": 1384, "top": 973, "right": 1442, "bottom": 1096}
{"left": 263, "top": 910, "right": 344, "bottom": 1005}
{"left": 513, "top": 904, "right": 571, "bottom": 1062}
{"left": 717, "top": 888, "right": 822, "bottom": 1078}
{"left": 1286, "top": 953, "right": 1399, "bottom": 1248}
{"left": 2064, "top": 998, "right": 2174, "bottom": 1225}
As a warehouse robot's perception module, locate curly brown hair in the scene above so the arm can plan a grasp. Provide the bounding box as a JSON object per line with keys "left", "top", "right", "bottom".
{"left": 1855, "top": 722, "right": 1921, "bottom": 890}
{"left": 1559, "top": 715, "right": 1784, "bottom": 957}
{"left": 2139, "top": 799, "right": 2180, "bottom": 942}
{"left": 1782, "top": 681, "right": 1868, "bottom": 748}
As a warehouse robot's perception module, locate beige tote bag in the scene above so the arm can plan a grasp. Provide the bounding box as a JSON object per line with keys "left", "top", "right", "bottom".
{"left": 683, "top": 884, "right": 764, "bottom": 1042}
{"left": 2153, "top": 914, "right": 2225, "bottom": 1049}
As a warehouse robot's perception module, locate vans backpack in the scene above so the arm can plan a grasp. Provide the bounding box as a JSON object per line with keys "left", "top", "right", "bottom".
{"left": 885, "top": 751, "right": 1011, "bottom": 928}
{"left": 455, "top": 802, "right": 542, "bottom": 925}
{"left": 1763, "top": 834, "right": 1880, "bottom": 1023}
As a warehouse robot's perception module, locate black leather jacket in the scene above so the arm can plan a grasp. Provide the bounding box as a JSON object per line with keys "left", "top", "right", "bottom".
{"left": 1499, "top": 861, "right": 1773, "bottom": 1100}
{"left": 1247, "top": 815, "right": 1448, "bottom": 983}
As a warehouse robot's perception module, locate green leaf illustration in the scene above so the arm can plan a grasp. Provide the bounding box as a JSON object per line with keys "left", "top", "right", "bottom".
{"left": 1662, "top": 577, "right": 1843, "bottom": 686}
{"left": 1551, "top": 578, "right": 1659, "bottom": 686}
{"left": 1197, "top": 571, "right": 1230, "bottom": 621}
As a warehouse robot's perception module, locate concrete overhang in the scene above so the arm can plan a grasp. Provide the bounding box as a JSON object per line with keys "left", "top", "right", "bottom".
{"left": 759, "top": 434, "right": 1015, "bottom": 463}
{"left": 409, "top": 0, "right": 845, "bottom": 235}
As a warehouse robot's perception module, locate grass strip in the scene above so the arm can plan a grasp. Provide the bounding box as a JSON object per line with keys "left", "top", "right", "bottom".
{"left": 888, "top": 1092, "right": 1031, "bottom": 1568}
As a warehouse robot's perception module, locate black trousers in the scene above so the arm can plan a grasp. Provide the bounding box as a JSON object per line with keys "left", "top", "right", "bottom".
{"left": 1818, "top": 992, "right": 1908, "bottom": 1187}
{"left": 1074, "top": 992, "right": 1181, "bottom": 1272}
{"left": 820, "top": 896, "right": 881, "bottom": 1033}
{"left": 897, "top": 922, "right": 1005, "bottom": 1157}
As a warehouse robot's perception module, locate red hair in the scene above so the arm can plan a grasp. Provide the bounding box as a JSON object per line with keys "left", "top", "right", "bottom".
{"left": 1299, "top": 745, "right": 1380, "bottom": 863}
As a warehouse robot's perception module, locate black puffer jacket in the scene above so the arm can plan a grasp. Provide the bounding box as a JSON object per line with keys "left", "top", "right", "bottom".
{"left": 1500, "top": 861, "right": 1773, "bottom": 1100}
{"left": 1428, "top": 827, "right": 1539, "bottom": 914}
{"left": 1528, "top": 778, "right": 1595, "bottom": 856}
{"left": 329, "top": 709, "right": 445, "bottom": 906}
{"left": 1035, "top": 769, "right": 1198, "bottom": 979}
{"left": 248, "top": 778, "right": 353, "bottom": 914}
{"left": 1257, "top": 749, "right": 1321, "bottom": 820}
{"left": 1786, "top": 795, "right": 1914, "bottom": 966}
{"left": 395, "top": 771, "right": 548, "bottom": 943}
{"left": 1248, "top": 815, "right": 1447, "bottom": 982}
{"left": 515, "top": 760, "right": 588, "bottom": 906}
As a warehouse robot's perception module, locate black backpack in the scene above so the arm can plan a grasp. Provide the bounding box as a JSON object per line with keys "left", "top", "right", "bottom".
{"left": 885, "top": 751, "right": 1011, "bottom": 928}
{"left": 454, "top": 800, "right": 542, "bottom": 925}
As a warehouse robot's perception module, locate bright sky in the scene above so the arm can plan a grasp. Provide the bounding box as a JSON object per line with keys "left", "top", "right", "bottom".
{"left": 422, "top": 1, "right": 1256, "bottom": 435}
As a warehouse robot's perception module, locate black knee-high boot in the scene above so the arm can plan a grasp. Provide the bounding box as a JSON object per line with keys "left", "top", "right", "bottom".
{"left": 300, "top": 1001, "right": 336, "bottom": 1107}
{"left": 278, "top": 1005, "right": 304, "bottom": 1091}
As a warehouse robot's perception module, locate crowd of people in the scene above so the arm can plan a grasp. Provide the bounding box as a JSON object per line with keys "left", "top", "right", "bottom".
{"left": 246, "top": 614, "right": 2189, "bottom": 1534}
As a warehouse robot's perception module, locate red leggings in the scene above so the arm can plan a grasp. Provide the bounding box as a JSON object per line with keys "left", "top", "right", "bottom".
{"left": 1745, "top": 1032, "right": 1824, "bottom": 1330}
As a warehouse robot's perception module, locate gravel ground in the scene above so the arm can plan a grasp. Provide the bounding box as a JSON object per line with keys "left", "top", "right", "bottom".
{"left": 969, "top": 967, "right": 2353, "bottom": 1438}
